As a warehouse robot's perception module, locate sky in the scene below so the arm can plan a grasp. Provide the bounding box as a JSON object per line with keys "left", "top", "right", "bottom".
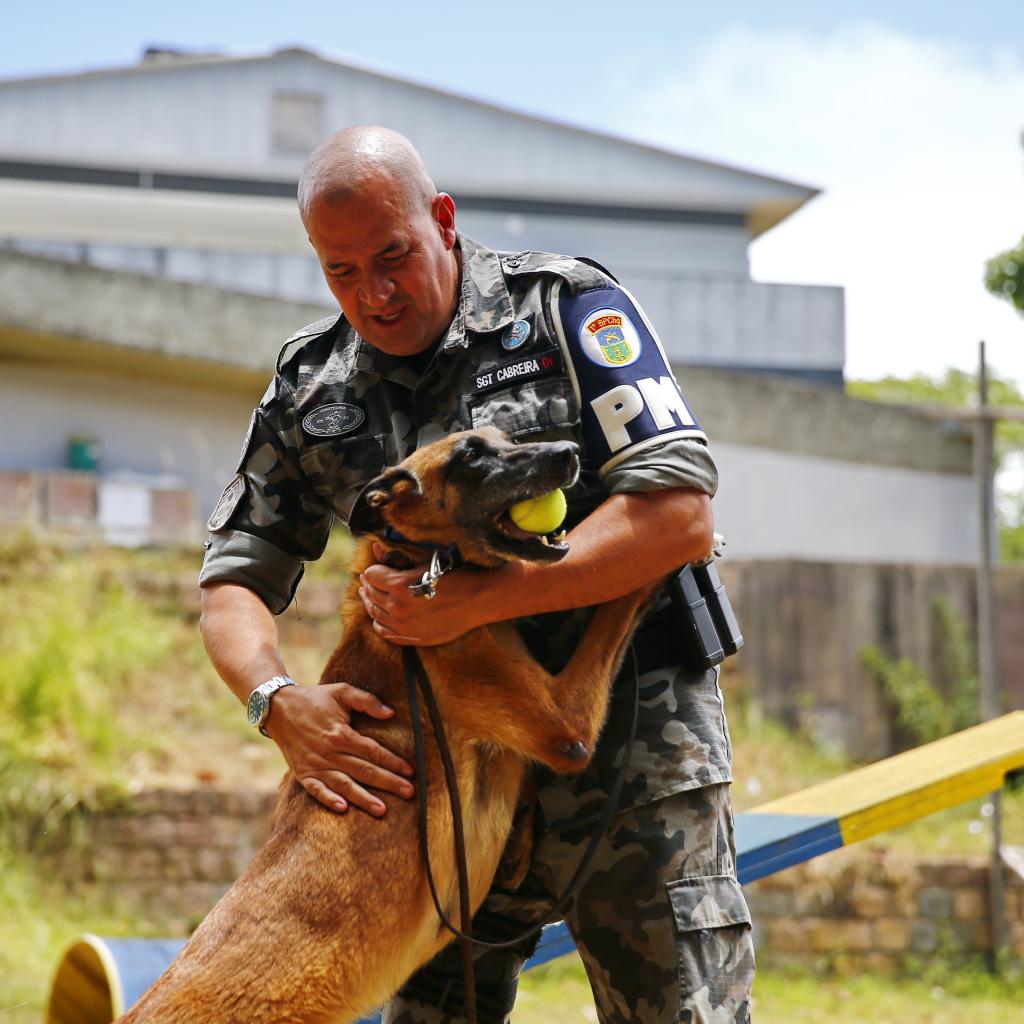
{"left": 5, "top": 1, "right": 1024, "bottom": 388}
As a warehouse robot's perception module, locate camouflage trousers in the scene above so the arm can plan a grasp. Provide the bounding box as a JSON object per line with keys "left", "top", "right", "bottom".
{"left": 382, "top": 782, "right": 755, "bottom": 1023}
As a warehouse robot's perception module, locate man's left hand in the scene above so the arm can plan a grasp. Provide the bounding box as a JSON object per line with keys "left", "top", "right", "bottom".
{"left": 359, "top": 543, "right": 490, "bottom": 646}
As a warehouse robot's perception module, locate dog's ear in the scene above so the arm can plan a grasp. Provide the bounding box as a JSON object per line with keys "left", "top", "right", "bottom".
{"left": 348, "top": 468, "right": 422, "bottom": 536}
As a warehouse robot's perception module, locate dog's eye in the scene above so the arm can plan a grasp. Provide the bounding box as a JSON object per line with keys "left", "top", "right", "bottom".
{"left": 458, "top": 445, "right": 482, "bottom": 463}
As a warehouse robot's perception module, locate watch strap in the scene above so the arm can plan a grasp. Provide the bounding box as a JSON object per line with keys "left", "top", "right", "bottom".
{"left": 250, "top": 675, "right": 297, "bottom": 736}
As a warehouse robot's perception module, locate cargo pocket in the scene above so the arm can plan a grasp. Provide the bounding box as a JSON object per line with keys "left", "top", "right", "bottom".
{"left": 667, "top": 874, "right": 755, "bottom": 1023}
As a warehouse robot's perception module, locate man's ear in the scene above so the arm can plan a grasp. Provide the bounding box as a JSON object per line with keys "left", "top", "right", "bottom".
{"left": 348, "top": 468, "right": 421, "bottom": 536}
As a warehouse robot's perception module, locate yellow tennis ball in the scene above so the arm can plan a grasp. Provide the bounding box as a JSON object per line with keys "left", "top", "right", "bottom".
{"left": 508, "top": 489, "right": 567, "bottom": 534}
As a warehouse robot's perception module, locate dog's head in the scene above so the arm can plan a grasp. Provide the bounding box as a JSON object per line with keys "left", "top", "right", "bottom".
{"left": 349, "top": 428, "right": 579, "bottom": 567}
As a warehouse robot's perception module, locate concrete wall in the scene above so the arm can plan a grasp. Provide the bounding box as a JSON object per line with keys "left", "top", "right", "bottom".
{"left": 5, "top": 241, "right": 843, "bottom": 372}
{"left": 712, "top": 444, "right": 976, "bottom": 564}
{"left": 0, "top": 362, "right": 253, "bottom": 525}
{"left": 0, "top": 255, "right": 962, "bottom": 566}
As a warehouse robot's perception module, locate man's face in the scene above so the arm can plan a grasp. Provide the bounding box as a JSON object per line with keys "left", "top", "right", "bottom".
{"left": 305, "top": 179, "right": 459, "bottom": 356}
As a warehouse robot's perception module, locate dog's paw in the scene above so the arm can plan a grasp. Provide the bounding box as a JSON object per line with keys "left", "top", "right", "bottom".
{"left": 549, "top": 738, "right": 591, "bottom": 773}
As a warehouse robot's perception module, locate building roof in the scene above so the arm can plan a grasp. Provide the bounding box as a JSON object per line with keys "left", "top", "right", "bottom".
{"left": 0, "top": 47, "right": 819, "bottom": 246}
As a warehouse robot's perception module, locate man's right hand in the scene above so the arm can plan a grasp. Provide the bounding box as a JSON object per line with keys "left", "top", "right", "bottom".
{"left": 262, "top": 682, "right": 416, "bottom": 816}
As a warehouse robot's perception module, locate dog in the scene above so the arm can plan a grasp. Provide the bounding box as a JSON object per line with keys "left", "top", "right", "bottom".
{"left": 118, "top": 427, "right": 657, "bottom": 1024}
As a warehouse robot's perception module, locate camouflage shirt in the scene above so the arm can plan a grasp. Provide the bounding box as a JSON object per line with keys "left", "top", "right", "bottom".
{"left": 200, "top": 233, "right": 733, "bottom": 804}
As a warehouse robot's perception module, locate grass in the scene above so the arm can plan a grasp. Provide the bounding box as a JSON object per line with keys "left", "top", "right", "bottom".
{"left": 515, "top": 955, "right": 1024, "bottom": 1024}
{"left": 0, "top": 837, "right": 172, "bottom": 1024}
{"left": 1, "top": 538, "right": 1022, "bottom": 1021}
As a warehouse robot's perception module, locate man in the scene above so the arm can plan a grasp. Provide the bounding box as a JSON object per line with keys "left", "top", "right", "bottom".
{"left": 199, "top": 125, "right": 754, "bottom": 1023}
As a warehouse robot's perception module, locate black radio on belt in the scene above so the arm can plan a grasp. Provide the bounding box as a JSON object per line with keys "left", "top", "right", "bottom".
{"left": 666, "top": 556, "right": 744, "bottom": 672}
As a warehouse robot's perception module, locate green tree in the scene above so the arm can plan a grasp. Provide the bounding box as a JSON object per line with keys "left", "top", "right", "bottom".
{"left": 847, "top": 370, "right": 1024, "bottom": 561}
{"left": 985, "top": 132, "right": 1024, "bottom": 314}
{"left": 985, "top": 246, "right": 1024, "bottom": 314}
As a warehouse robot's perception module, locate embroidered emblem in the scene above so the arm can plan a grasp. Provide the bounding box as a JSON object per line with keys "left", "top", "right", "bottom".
{"left": 302, "top": 403, "right": 366, "bottom": 437}
{"left": 208, "top": 475, "right": 246, "bottom": 532}
{"left": 579, "top": 308, "right": 642, "bottom": 368}
{"left": 501, "top": 319, "right": 531, "bottom": 351}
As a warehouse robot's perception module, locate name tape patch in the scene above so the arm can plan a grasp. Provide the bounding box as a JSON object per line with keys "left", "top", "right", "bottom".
{"left": 472, "top": 350, "right": 561, "bottom": 394}
{"left": 302, "top": 403, "right": 366, "bottom": 437}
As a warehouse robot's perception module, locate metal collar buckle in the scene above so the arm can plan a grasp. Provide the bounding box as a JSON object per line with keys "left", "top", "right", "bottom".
{"left": 408, "top": 547, "right": 459, "bottom": 600}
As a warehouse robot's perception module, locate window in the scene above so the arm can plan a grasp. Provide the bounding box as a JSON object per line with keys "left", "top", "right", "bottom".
{"left": 272, "top": 91, "right": 324, "bottom": 155}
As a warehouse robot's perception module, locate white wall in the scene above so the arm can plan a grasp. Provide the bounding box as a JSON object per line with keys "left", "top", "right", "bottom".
{"left": 711, "top": 442, "right": 977, "bottom": 565}
{"left": 0, "top": 364, "right": 975, "bottom": 565}
{"left": 0, "top": 363, "right": 256, "bottom": 525}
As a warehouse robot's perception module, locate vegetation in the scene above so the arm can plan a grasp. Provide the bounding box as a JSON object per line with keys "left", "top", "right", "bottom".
{"left": 1, "top": 540, "right": 1021, "bottom": 1020}
{"left": 859, "top": 597, "right": 979, "bottom": 747}
{"left": 517, "top": 956, "right": 1024, "bottom": 1024}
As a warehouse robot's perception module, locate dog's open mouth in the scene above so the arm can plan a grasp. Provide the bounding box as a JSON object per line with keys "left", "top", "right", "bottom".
{"left": 492, "top": 507, "right": 569, "bottom": 558}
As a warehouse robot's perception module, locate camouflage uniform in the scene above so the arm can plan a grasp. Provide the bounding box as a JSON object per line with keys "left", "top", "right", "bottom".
{"left": 201, "top": 233, "right": 754, "bottom": 1023}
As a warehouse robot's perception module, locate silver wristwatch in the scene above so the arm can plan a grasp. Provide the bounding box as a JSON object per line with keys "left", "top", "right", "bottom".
{"left": 247, "top": 675, "right": 297, "bottom": 737}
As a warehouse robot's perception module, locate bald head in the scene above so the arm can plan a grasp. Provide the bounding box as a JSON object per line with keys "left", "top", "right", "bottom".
{"left": 298, "top": 126, "right": 437, "bottom": 224}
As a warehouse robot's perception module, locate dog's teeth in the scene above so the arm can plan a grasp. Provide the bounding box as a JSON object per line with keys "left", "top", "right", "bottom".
{"left": 539, "top": 535, "right": 550, "bottom": 546}
{"left": 553, "top": 530, "right": 566, "bottom": 542}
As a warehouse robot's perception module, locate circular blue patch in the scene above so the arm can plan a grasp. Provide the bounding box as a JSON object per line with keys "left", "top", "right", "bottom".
{"left": 501, "top": 320, "right": 531, "bottom": 351}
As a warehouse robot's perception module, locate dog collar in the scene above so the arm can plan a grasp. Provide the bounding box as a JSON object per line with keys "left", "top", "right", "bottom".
{"left": 407, "top": 546, "right": 460, "bottom": 600}
{"left": 379, "top": 527, "right": 462, "bottom": 600}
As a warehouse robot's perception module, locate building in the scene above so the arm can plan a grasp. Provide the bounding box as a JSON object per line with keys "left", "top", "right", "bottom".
{"left": 0, "top": 46, "right": 842, "bottom": 382}
{"left": 0, "top": 47, "right": 975, "bottom": 562}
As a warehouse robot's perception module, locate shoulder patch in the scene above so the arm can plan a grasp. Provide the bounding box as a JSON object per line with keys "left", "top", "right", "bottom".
{"left": 578, "top": 308, "right": 642, "bottom": 367}
{"left": 553, "top": 282, "right": 706, "bottom": 475}
{"left": 207, "top": 474, "right": 247, "bottom": 532}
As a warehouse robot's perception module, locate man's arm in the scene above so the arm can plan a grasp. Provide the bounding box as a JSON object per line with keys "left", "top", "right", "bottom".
{"left": 358, "top": 486, "right": 712, "bottom": 646}
{"left": 199, "top": 582, "right": 415, "bottom": 814}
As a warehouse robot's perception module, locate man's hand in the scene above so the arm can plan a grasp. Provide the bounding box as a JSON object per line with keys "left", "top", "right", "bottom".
{"left": 357, "top": 488, "right": 714, "bottom": 647}
{"left": 199, "top": 581, "right": 415, "bottom": 816}
{"left": 358, "top": 543, "right": 486, "bottom": 646}
{"left": 262, "top": 681, "right": 416, "bottom": 816}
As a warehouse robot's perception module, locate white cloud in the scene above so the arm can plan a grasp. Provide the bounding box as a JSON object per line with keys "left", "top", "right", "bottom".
{"left": 605, "top": 23, "right": 1024, "bottom": 386}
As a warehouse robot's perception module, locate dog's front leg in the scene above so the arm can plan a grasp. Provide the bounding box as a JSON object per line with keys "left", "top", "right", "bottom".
{"left": 423, "top": 585, "right": 657, "bottom": 774}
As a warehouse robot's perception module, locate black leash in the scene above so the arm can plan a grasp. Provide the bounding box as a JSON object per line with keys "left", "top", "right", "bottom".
{"left": 401, "top": 644, "right": 641, "bottom": 1023}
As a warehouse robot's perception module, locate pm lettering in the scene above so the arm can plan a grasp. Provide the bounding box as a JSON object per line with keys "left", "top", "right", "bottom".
{"left": 591, "top": 376, "right": 696, "bottom": 451}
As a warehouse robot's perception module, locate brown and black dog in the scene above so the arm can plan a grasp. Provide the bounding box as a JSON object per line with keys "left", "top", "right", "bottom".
{"left": 119, "top": 427, "right": 657, "bottom": 1024}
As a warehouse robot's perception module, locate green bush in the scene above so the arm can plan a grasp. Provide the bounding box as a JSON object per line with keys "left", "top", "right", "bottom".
{"left": 860, "top": 598, "right": 979, "bottom": 746}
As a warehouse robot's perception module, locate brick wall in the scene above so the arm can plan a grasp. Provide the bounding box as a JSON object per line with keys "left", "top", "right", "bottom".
{"left": 745, "top": 845, "right": 1024, "bottom": 972}
{"left": 58, "top": 788, "right": 278, "bottom": 934}
{"left": 50, "top": 787, "right": 1024, "bottom": 967}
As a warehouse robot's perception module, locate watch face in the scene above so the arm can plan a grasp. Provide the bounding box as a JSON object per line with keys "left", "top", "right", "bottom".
{"left": 247, "top": 689, "right": 268, "bottom": 727}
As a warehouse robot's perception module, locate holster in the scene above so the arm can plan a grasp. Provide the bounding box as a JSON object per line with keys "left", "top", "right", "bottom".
{"left": 664, "top": 561, "right": 744, "bottom": 673}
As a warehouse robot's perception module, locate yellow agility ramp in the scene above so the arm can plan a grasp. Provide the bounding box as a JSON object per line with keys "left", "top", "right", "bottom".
{"left": 736, "top": 711, "right": 1024, "bottom": 882}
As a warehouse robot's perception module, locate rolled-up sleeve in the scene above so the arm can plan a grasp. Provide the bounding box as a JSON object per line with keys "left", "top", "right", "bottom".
{"left": 604, "top": 437, "right": 718, "bottom": 497}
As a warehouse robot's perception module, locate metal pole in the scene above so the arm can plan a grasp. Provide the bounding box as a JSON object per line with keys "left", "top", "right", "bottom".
{"left": 974, "top": 340, "right": 1006, "bottom": 966}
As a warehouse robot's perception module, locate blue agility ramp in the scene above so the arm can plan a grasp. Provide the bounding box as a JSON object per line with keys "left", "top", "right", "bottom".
{"left": 47, "top": 712, "right": 1024, "bottom": 1023}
